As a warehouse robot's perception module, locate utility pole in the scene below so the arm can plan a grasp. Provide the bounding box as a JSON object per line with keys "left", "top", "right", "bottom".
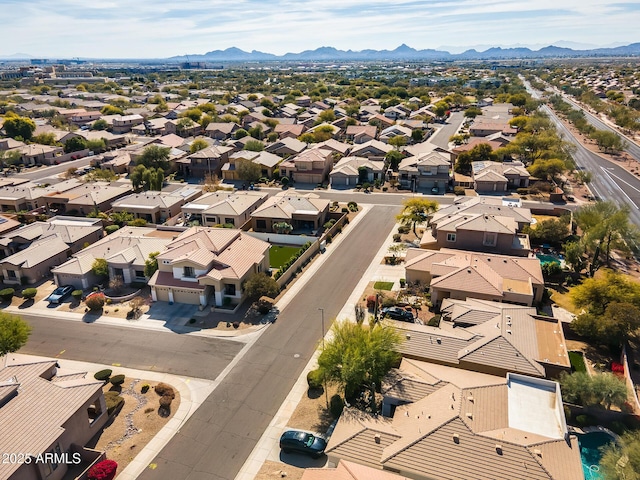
{"left": 318, "top": 308, "right": 328, "bottom": 408}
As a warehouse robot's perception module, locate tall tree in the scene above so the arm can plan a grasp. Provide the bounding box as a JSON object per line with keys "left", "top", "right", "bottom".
{"left": 317, "top": 321, "right": 402, "bottom": 411}
{"left": 136, "top": 145, "right": 170, "bottom": 170}
{"left": 0, "top": 312, "right": 31, "bottom": 357}
{"left": 600, "top": 430, "right": 640, "bottom": 480}
{"left": 236, "top": 158, "right": 262, "bottom": 182}
{"left": 3, "top": 113, "right": 36, "bottom": 140}
{"left": 396, "top": 198, "right": 439, "bottom": 236}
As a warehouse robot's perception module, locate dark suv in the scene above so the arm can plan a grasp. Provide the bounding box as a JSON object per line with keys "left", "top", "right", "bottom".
{"left": 279, "top": 430, "right": 327, "bottom": 458}
{"left": 381, "top": 306, "right": 415, "bottom": 322}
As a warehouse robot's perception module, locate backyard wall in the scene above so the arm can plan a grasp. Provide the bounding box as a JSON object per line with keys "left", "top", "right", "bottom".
{"left": 275, "top": 240, "right": 320, "bottom": 287}
{"left": 246, "top": 232, "right": 313, "bottom": 246}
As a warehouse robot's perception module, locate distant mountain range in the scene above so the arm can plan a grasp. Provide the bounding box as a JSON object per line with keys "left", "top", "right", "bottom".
{"left": 170, "top": 43, "right": 640, "bottom": 62}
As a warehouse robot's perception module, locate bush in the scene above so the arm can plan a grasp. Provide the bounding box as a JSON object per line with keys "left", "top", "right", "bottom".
{"left": 21, "top": 288, "right": 37, "bottom": 299}
{"left": 542, "top": 262, "right": 562, "bottom": 277}
{"left": 104, "top": 391, "right": 124, "bottom": 416}
{"left": 0, "top": 288, "right": 15, "bottom": 301}
{"left": 86, "top": 293, "right": 105, "bottom": 311}
{"left": 454, "top": 186, "right": 466, "bottom": 196}
{"left": 307, "top": 369, "right": 323, "bottom": 390}
{"left": 341, "top": 207, "right": 349, "bottom": 213}
{"left": 110, "top": 374, "right": 125, "bottom": 386}
{"left": 88, "top": 459, "right": 118, "bottom": 480}
{"left": 366, "top": 295, "right": 378, "bottom": 311}
{"left": 154, "top": 383, "right": 175, "bottom": 398}
{"left": 397, "top": 225, "right": 410, "bottom": 234}
{"left": 72, "top": 289, "right": 83, "bottom": 300}
{"left": 347, "top": 201, "right": 358, "bottom": 212}
{"left": 330, "top": 394, "right": 344, "bottom": 418}
{"left": 159, "top": 395, "right": 173, "bottom": 408}
{"left": 141, "top": 384, "right": 150, "bottom": 394}
{"left": 323, "top": 219, "right": 336, "bottom": 229}
{"left": 399, "top": 278, "right": 406, "bottom": 288}
{"left": 280, "top": 176, "right": 290, "bottom": 186}
{"left": 105, "top": 225, "right": 120, "bottom": 235}
{"left": 94, "top": 369, "right": 112, "bottom": 382}
{"left": 393, "top": 234, "right": 401, "bottom": 242}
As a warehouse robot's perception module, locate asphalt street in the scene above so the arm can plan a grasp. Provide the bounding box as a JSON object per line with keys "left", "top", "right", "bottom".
{"left": 136, "top": 205, "right": 399, "bottom": 480}
{"left": 430, "top": 111, "right": 464, "bottom": 149}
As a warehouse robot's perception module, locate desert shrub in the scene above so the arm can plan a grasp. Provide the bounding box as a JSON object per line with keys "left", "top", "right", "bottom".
{"left": 232, "top": 321, "right": 240, "bottom": 329}
{"left": 347, "top": 201, "right": 358, "bottom": 211}
{"left": 381, "top": 296, "right": 397, "bottom": 308}
{"left": 256, "top": 296, "right": 274, "bottom": 314}
{"left": 453, "top": 186, "right": 466, "bottom": 196}
{"left": 399, "top": 278, "right": 406, "bottom": 288}
{"left": 307, "top": 369, "right": 323, "bottom": 389}
{"left": 341, "top": 207, "right": 349, "bottom": 213}
{"left": 141, "top": 384, "right": 150, "bottom": 394}
{"left": 104, "top": 391, "right": 124, "bottom": 415}
{"left": 280, "top": 176, "right": 289, "bottom": 186}
{"left": 330, "top": 394, "right": 344, "bottom": 418}
{"left": 542, "top": 262, "right": 562, "bottom": 277}
{"left": 0, "top": 288, "right": 15, "bottom": 301}
{"left": 154, "top": 383, "right": 175, "bottom": 398}
{"left": 397, "top": 225, "right": 410, "bottom": 234}
{"left": 88, "top": 459, "right": 118, "bottom": 480}
{"left": 86, "top": 293, "right": 105, "bottom": 311}
{"left": 94, "top": 369, "right": 112, "bottom": 381}
{"left": 366, "top": 295, "right": 378, "bottom": 311}
{"left": 393, "top": 234, "right": 401, "bottom": 242}
{"left": 72, "top": 289, "right": 83, "bottom": 300}
{"left": 159, "top": 395, "right": 173, "bottom": 408}
{"left": 110, "top": 374, "right": 125, "bottom": 386}
{"left": 105, "top": 225, "right": 120, "bottom": 235}
{"left": 21, "top": 288, "right": 37, "bottom": 299}
{"left": 323, "top": 219, "right": 336, "bottom": 229}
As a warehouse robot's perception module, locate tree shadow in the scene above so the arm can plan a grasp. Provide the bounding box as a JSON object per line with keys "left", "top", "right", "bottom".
{"left": 82, "top": 310, "right": 102, "bottom": 323}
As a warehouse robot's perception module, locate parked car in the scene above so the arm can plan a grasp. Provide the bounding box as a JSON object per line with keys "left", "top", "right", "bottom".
{"left": 46, "top": 285, "right": 74, "bottom": 304}
{"left": 381, "top": 306, "right": 414, "bottom": 322}
{"left": 279, "top": 430, "right": 327, "bottom": 459}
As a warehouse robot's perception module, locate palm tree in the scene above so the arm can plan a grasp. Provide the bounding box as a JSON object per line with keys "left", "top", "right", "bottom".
{"left": 396, "top": 198, "right": 439, "bottom": 236}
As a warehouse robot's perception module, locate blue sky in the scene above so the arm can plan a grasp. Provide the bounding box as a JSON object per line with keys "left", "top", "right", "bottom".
{"left": 0, "top": 0, "right": 637, "bottom": 58}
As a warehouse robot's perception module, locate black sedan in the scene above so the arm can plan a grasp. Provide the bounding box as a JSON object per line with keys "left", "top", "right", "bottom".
{"left": 279, "top": 430, "right": 327, "bottom": 459}
{"left": 46, "top": 285, "right": 74, "bottom": 304}
{"left": 381, "top": 306, "right": 415, "bottom": 322}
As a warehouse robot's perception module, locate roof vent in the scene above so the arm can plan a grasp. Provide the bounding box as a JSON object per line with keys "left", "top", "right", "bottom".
{"left": 453, "top": 434, "right": 460, "bottom": 444}
{"left": 534, "top": 449, "right": 542, "bottom": 458}
{"left": 406, "top": 333, "right": 411, "bottom": 340}
{"left": 374, "top": 433, "right": 381, "bottom": 444}
{"left": 466, "top": 412, "right": 473, "bottom": 419}
{"left": 495, "top": 444, "right": 503, "bottom": 455}
{"left": 436, "top": 338, "right": 442, "bottom": 344}
{"left": 506, "top": 315, "right": 511, "bottom": 320}
{"left": 506, "top": 329, "right": 512, "bottom": 334}
{"left": 467, "top": 395, "right": 474, "bottom": 402}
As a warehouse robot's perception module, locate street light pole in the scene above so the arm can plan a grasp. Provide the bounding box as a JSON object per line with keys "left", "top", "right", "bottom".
{"left": 318, "top": 308, "right": 328, "bottom": 408}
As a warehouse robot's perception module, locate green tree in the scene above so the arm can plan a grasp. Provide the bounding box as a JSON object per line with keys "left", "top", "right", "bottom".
{"left": 317, "top": 321, "right": 402, "bottom": 410}
{"left": 318, "top": 109, "right": 336, "bottom": 123}
{"left": 273, "top": 222, "right": 293, "bottom": 234}
{"left": 86, "top": 138, "right": 107, "bottom": 153}
{"left": 524, "top": 217, "right": 569, "bottom": 244}
{"left": 385, "top": 150, "right": 404, "bottom": 171}
{"left": 560, "top": 371, "right": 627, "bottom": 410}
{"left": 136, "top": 145, "right": 170, "bottom": 170}
{"left": 526, "top": 158, "right": 567, "bottom": 182}
{"left": 236, "top": 158, "right": 262, "bottom": 182}
{"left": 243, "top": 272, "right": 280, "bottom": 300}
{"left": 32, "top": 132, "right": 58, "bottom": 145}
{"left": 396, "top": 198, "right": 439, "bottom": 236}
{"left": 590, "top": 130, "right": 627, "bottom": 153}
{"left": 571, "top": 271, "right": 640, "bottom": 316}
{"left": 64, "top": 136, "right": 88, "bottom": 153}
{"left": 91, "top": 258, "right": 109, "bottom": 278}
{"left": 388, "top": 136, "right": 407, "bottom": 149}
{"left": 176, "top": 117, "right": 195, "bottom": 136}
{"left": 411, "top": 129, "right": 424, "bottom": 143}
{"left": 100, "top": 105, "right": 124, "bottom": 115}
{"left": 0, "top": 312, "right": 31, "bottom": 356}
{"left": 181, "top": 108, "right": 202, "bottom": 122}
{"left": 248, "top": 125, "right": 263, "bottom": 139}
{"left": 144, "top": 251, "right": 160, "bottom": 278}
{"left": 190, "top": 139, "right": 209, "bottom": 153}
{"left": 3, "top": 113, "right": 36, "bottom": 140}
{"left": 234, "top": 129, "right": 249, "bottom": 139}
{"left": 243, "top": 140, "right": 265, "bottom": 152}
{"left": 455, "top": 143, "right": 497, "bottom": 175}
{"left": 0, "top": 149, "right": 23, "bottom": 168}
{"left": 91, "top": 119, "right": 108, "bottom": 131}
{"left": 564, "top": 241, "right": 586, "bottom": 273}
{"left": 109, "top": 211, "right": 134, "bottom": 227}
{"left": 600, "top": 430, "right": 640, "bottom": 480}
{"left": 463, "top": 106, "right": 482, "bottom": 118}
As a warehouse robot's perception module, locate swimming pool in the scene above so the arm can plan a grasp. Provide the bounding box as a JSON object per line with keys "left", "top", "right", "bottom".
{"left": 536, "top": 253, "right": 563, "bottom": 265}
{"left": 577, "top": 431, "right": 616, "bottom": 480}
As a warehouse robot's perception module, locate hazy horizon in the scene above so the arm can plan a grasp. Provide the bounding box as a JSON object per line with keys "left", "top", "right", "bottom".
{"left": 1, "top": 0, "right": 637, "bottom": 58}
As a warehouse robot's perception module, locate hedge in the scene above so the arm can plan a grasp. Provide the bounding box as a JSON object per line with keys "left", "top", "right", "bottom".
{"left": 273, "top": 241, "right": 314, "bottom": 281}
{"left": 104, "top": 391, "right": 124, "bottom": 415}
{"left": 105, "top": 225, "right": 120, "bottom": 235}
{"left": 21, "top": 288, "right": 37, "bottom": 299}
{"left": 94, "top": 369, "right": 112, "bottom": 381}
{"left": 110, "top": 374, "right": 126, "bottom": 386}
{"left": 0, "top": 288, "right": 15, "bottom": 301}
{"left": 307, "top": 369, "right": 323, "bottom": 390}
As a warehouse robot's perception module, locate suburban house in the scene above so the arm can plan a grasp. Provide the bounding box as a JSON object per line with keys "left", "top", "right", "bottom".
{"left": 250, "top": 192, "right": 330, "bottom": 233}
{"left": 221, "top": 151, "right": 282, "bottom": 181}
{"left": 397, "top": 152, "right": 450, "bottom": 192}
{"left": 100, "top": 152, "right": 134, "bottom": 174}
{"left": 205, "top": 122, "right": 241, "bottom": 140}
{"left": 421, "top": 197, "right": 532, "bottom": 256}
{"left": 0, "top": 216, "right": 103, "bottom": 284}
{"left": 181, "top": 191, "right": 268, "bottom": 228}
{"left": 0, "top": 179, "right": 84, "bottom": 212}
{"left": 301, "top": 460, "right": 411, "bottom": 480}
{"left": 469, "top": 122, "right": 517, "bottom": 137}
{"left": 388, "top": 298, "right": 570, "bottom": 378}
{"left": 12, "top": 144, "right": 64, "bottom": 165}
{"left": 44, "top": 182, "right": 133, "bottom": 216}
{"left": 149, "top": 227, "right": 270, "bottom": 307}
{"left": 274, "top": 124, "right": 306, "bottom": 140}
{"left": 52, "top": 226, "right": 176, "bottom": 289}
{"left": 176, "top": 145, "right": 233, "bottom": 178}
{"left": 112, "top": 189, "right": 200, "bottom": 225}
{"left": 345, "top": 125, "right": 377, "bottom": 144}
{"left": 279, "top": 148, "right": 334, "bottom": 184}
{"left": 404, "top": 248, "right": 545, "bottom": 306}
{"left": 472, "top": 161, "right": 530, "bottom": 193}
{"left": 329, "top": 156, "right": 385, "bottom": 187}
{"left": 349, "top": 140, "right": 393, "bottom": 161}
{"left": 266, "top": 137, "right": 307, "bottom": 157}
{"left": 69, "top": 110, "right": 102, "bottom": 125}
{"left": 379, "top": 124, "right": 412, "bottom": 144}
{"left": 0, "top": 354, "right": 109, "bottom": 480}
{"left": 112, "top": 114, "right": 144, "bottom": 134}
{"left": 326, "top": 359, "right": 582, "bottom": 480}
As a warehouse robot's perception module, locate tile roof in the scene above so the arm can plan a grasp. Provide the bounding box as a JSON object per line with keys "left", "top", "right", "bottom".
{"left": 251, "top": 193, "right": 329, "bottom": 220}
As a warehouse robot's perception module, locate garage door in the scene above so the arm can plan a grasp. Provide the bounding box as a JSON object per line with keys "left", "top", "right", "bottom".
{"left": 154, "top": 287, "right": 170, "bottom": 302}
{"left": 172, "top": 288, "right": 202, "bottom": 305}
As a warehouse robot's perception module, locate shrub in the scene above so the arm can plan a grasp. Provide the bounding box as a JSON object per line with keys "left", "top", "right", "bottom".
{"left": 110, "top": 374, "right": 125, "bottom": 386}
{"left": 105, "top": 225, "right": 120, "bottom": 235}
{"left": 453, "top": 186, "right": 466, "bottom": 196}
{"left": 154, "top": 383, "right": 175, "bottom": 398}
{"left": 280, "top": 176, "right": 290, "bottom": 186}
{"left": 21, "top": 288, "right": 37, "bottom": 299}
{"left": 72, "top": 289, "right": 83, "bottom": 300}
{"left": 341, "top": 207, "right": 349, "bottom": 213}
{"left": 86, "top": 293, "right": 105, "bottom": 311}
{"left": 397, "top": 225, "right": 410, "bottom": 234}
{"left": 399, "top": 278, "right": 406, "bottom": 288}
{"left": 104, "top": 391, "right": 124, "bottom": 415}
{"left": 323, "top": 219, "right": 336, "bottom": 229}
{"left": 393, "top": 234, "right": 401, "bottom": 242}
{"left": 542, "top": 262, "right": 562, "bottom": 277}
{"left": 307, "top": 369, "right": 323, "bottom": 390}
{"left": 329, "top": 394, "right": 344, "bottom": 418}
{"left": 0, "top": 288, "right": 15, "bottom": 301}
{"left": 366, "top": 295, "right": 378, "bottom": 311}
{"left": 232, "top": 321, "right": 240, "bottom": 329}
{"left": 347, "top": 201, "right": 358, "bottom": 212}
{"left": 159, "top": 395, "right": 173, "bottom": 408}
{"left": 141, "top": 384, "right": 150, "bottom": 394}
{"left": 88, "top": 459, "right": 118, "bottom": 480}
{"left": 94, "top": 369, "right": 112, "bottom": 381}
{"left": 381, "top": 296, "right": 397, "bottom": 308}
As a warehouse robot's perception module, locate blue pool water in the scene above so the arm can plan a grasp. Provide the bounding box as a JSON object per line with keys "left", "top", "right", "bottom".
{"left": 577, "top": 432, "right": 616, "bottom": 480}
{"left": 536, "top": 253, "right": 562, "bottom": 265}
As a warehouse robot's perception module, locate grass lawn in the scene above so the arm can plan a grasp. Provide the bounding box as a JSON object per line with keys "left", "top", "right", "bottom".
{"left": 569, "top": 351, "right": 587, "bottom": 373}
{"left": 269, "top": 245, "right": 301, "bottom": 269}
{"left": 374, "top": 281, "right": 394, "bottom": 291}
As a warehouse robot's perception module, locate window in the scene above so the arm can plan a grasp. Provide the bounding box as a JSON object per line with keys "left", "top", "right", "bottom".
{"left": 7, "top": 270, "right": 16, "bottom": 278}
{"left": 224, "top": 283, "right": 236, "bottom": 296}
{"left": 135, "top": 270, "right": 145, "bottom": 278}
{"left": 183, "top": 266, "right": 195, "bottom": 278}
{"left": 483, "top": 232, "right": 497, "bottom": 247}
{"left": 256, "top": 219, "right": 267, "bottom": 229}
{"left": 224, "top": 218, "right": 235, "bottom": 226}
{"left": 446, "top": 233, "right": 456, "bottom": 242}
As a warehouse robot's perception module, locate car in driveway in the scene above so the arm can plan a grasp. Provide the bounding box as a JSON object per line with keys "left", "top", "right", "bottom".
{"left": 279, "top": 430, "right": 327, "bottom": 458}
{"left": 381, "top": 306, "right": 415, "bottom": 322}
{"left": 46, "top": 285, "right": 74, "bottom": 304}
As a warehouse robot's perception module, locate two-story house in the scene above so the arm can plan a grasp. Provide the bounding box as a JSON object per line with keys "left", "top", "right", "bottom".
{"left": 278, "top": 148, "right": 334, "bottom": 184}
{"left": 397, "top": 151, "right": 451, "bottom": 192}
{"left": 329, "top": 156, "right": 385, "bottom": 187}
